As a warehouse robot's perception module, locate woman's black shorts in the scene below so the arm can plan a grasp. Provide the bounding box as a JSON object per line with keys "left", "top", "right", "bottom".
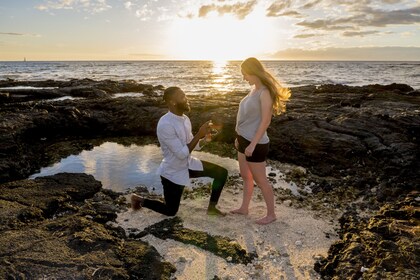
{"left": 236, "top": 135, "right": 269, "bottom": 163}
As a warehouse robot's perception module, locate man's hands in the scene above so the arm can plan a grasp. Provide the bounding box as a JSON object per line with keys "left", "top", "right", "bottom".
{"left": 197, "top": 120, "right": 213, "bottom": 138}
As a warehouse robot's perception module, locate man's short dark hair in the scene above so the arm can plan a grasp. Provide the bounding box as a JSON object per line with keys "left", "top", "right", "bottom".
{"left": 163, "top": 86, "right": 181, "bottom": 103}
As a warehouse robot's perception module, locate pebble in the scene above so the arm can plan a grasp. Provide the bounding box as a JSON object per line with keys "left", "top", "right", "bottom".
{"left": 283, "top": 200, "right": 292, "bottom": 207}
{"left": 178, "top": 257, "right": 187, "bottom": 263}
{"left": 312, "top": 254, "right": 323, "bottom": 260}
{"left": 415, "top": 196, "right": 420, "bottom": 202}
{"left": 295, "top": 240, "right": 303, "bottom": 247}
{"left": 226, "top": 256, "right": 232, "bottom": 262}
{"left": 360, "top": 266, "right": 369, "bottom": 272}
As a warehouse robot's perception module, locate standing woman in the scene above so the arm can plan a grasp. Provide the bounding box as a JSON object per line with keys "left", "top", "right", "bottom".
{"left": 231, "top": 57, "right": 290, "bottom": 225}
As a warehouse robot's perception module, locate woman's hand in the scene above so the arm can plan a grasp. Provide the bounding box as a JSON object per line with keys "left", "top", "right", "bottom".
{"left": 245, "top": 144, "right": 255, "bottom": 157}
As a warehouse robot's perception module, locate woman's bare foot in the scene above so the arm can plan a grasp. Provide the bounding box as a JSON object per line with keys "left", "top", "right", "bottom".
{"left": 207, "top": 207, "right": 227, "bottom": 216}
{"left": 255, "top": 215, "right": 276, "bottom": 225}
{"left": 230, "top": 208, "right": 249, "bottom": 215}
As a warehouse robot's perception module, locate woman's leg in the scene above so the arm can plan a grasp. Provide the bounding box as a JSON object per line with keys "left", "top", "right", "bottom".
{"left": 231, "top": 152, "right": 255, "bottom": 215}
{"left": 247, "top": 161, "right": 276, "bottom": 224}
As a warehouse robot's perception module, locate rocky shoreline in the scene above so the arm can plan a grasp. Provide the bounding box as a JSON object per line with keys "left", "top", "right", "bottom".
{"left": 1, "top": 78, "right": 419, "bottom": 279}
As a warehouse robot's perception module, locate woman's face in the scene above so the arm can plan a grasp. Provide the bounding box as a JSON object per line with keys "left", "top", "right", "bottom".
{"left": 241, "top": 69, "right": 258, "bottom": 86}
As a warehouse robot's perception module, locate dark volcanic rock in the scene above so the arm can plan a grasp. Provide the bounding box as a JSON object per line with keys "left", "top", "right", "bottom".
{"left": 0, "top": 173, "right": 175, "bottom": 279}
{"left": 0, "top": 79, "right": 160, "bottom": 103}
{"left": 131, "top": 216, "right": 257, "bottom": 265}
{"left": 315, "top": 191, "right": 420, "bottom": 279}
{"left": 0, "top": 80, "right": 419, "bottom": 195}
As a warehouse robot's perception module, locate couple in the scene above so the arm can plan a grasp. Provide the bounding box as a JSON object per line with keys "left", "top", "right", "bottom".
{"left": 131, "top": 57, "right": 290, "bottom": 225}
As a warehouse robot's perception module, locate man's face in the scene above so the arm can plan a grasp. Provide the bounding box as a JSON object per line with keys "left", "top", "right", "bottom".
{"left": 172, "top": 89, "right": 190, "bottom": 112}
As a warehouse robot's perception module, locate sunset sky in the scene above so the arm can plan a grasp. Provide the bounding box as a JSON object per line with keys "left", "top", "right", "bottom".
{"left": 1, "top": 0, "right": 419, "bottom": 61}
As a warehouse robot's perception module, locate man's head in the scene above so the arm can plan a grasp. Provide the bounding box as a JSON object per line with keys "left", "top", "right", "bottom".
{"left": 163, "top": 86, "right": 190, "bottom": 113}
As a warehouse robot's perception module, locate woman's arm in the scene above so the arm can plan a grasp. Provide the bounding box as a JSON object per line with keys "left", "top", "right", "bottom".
{"left": 245, "top": 89, "right": 273, "bottom": 156}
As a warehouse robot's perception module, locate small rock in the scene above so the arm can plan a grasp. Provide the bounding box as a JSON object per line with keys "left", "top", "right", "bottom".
{"left": 283, "top": 200, "right": 292, "bottom": 207}
{"left": 312, "top": 254, "right": 323, "bottom": 261}
{"left": 295, "top": 240, "right": 303, "bottom": 247}
{"left": 291, "top": 166, "right": 307, "bottom": 177}
{"left": 178, "top": 257, "right": 187, "bottom": 263}
{"left": 360, "top": 266, "right": 369, "bottom": 272}
{"left": 226, "top": 256, "right": 232, "bottom": 262}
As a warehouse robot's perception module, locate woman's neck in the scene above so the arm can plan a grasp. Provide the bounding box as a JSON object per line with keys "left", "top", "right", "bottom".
{"left": 253, "top": 79, "right": 263, "bottom": 90}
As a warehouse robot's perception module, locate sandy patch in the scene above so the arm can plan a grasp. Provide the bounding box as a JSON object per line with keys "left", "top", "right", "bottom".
{"left": 117, "top": 183, "right": 339, "bottom": 280}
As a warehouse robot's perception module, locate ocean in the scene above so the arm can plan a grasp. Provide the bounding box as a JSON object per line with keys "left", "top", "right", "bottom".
{"left": 0, "top": 60, "right": 419, "bottom": 94}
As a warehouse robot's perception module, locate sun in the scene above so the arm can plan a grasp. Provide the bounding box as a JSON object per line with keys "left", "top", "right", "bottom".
{"left": 165, "top": 12, "right": 277, "bottom": 61}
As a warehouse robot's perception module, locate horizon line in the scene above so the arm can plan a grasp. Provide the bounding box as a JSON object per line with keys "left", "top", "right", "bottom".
{"left": 1, "top": 59, "right": 420, "bottom": 62}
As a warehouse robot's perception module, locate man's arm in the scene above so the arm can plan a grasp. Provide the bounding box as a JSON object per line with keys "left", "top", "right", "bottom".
{"left": 187, "top": 133, "right": 204, "bottom": 152}
{"left": 157, "top": 123, "right": 190, "bottom": 160}
{"left": 157, "top": 121, "right": 210, "bottom": 158}
{"left": 187, "top": 120, "right": 211, "bottom": 152}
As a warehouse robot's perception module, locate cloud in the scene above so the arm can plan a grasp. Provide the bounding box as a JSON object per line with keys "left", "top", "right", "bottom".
{"left": 135, "top": 4, "right": 153, "bottom": 20}
{"left": 0, "top": 32, "right": 25, "bottom": 36}
{"left": 381, "top": 0, "right": 404, "bottom": 4}
{"left": 198, "top": 0, "right": 257, "bottom": 20}
{"left": 363, "top": 6, "right": 420, "bottom": 27}
{"left": 270, "top": 46, "right": 420, "bottom": 61}
{"left": 124, "top": 1, "right": 133, "bottom": 10}
{"left": 0, "top": 32, "right": 41, "bottom": 37}
{"left": 296, "top": 5, "right": 420, "bottom": 31}
{"left": 36, "top": 0, "right": 111, "bottom": 14}
{"left": 297, "top": 17, "right": 358, "bottom": 30}
{"left": 266, "top": 0, "right": 292, "bottom": 17}
{"left": 300, "top": 0, "right": 323, "bottom": 9}
{"left": 265, "top": 0, "right": 420, "bottom": 39}
{"left": 294, "top": 33, "right": 320, "bottom": 38}
{"left": 278, "top": 10, "right": 303, "bottom": 18}
{"left": 342, "top": 30, "right": 381, "bottom": 37}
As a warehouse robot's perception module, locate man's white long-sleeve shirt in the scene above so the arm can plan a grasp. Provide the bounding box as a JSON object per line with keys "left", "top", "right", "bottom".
{"left": 156, "top": 111, "right": 203, "bottom": 186}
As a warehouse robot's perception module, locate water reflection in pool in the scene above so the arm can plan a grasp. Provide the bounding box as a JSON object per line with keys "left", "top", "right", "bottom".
{"left": 29, "top": 142, "right": 239, "bottom": 193}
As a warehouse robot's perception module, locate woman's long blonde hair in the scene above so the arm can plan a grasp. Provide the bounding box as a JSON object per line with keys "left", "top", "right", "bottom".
{"left": 241, "top": 57, "right": 291, "bottom": 115}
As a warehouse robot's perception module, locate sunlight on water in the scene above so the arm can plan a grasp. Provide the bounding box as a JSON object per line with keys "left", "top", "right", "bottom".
{"left": 1, "top": 61, "right": 419, "bottom": 92}
{"left": 29, "top": 142, "right": 239, "bottom": 193}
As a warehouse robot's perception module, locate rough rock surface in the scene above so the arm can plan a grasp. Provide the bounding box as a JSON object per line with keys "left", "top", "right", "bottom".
{"left": 315, "top": 191, "right": 419, "bottom": 279}
{"left": 0, "top": 173, "right": 175, "bottom": 279}
{"left": 1, "top": 80, "right": 418, "bottom": 195}
{"left": 1, "top": 79, "right": 419, "bottom": 279}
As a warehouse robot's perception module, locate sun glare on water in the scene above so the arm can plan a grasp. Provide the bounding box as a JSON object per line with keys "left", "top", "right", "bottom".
{"left": 166, "top": 11, "right": 276, "bottom": 61}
